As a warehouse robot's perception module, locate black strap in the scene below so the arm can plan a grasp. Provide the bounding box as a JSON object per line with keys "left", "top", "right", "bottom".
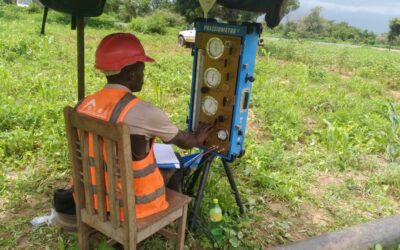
{"left": 109, "top": 93, "right": 136, "bottom": 124}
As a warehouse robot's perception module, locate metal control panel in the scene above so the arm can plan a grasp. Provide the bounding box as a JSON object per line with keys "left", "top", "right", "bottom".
{"left": 188, "top": 20, "right": 261, "bottom": 161}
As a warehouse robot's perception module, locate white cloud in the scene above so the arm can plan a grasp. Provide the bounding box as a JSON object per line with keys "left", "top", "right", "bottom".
{"left": 303, "top": 0, "right": 400, "bottom": 15}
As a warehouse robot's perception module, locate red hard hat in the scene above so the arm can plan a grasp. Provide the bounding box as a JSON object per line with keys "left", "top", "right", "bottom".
{"left": 95, "top": 33, "right": 154, "bottom": 71}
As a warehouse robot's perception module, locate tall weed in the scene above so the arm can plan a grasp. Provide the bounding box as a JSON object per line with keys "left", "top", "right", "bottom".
{"left": 319, "top": 119, "right": 360, "bottom": 169}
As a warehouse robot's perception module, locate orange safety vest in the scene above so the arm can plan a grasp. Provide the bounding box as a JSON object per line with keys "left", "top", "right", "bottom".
{"left": 76, "top": 87, "right": 168, "bottom": 220}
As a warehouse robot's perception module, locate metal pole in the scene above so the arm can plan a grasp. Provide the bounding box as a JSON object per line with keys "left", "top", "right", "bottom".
{"left": 222, "top": 159, "right": 244, "bottom": 214}
{"left": 40, "top": 7, "right": 48, "bottom": 35}
{"left": 270, "top": 215, "right": 400, "bottom": 250}
{"left": 76, "top": 16, "right": 85, "bottom": 101}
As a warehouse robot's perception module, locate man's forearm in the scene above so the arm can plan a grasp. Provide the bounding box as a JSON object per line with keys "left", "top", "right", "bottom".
{"left": 167, "top": 131, "right": 199, "bottom": 149}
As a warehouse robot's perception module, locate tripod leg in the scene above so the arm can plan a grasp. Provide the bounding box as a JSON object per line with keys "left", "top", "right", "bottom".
{"left": 189, "top": 157, "right": 213, "bottom": 231}
{"left": 222, "top": 159, "right": 245, "bottom": 214}
{"left": 185, "top": 162, "right": 205, "bottom": 196}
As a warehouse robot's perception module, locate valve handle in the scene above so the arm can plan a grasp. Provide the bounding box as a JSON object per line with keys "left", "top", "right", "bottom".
{"left": 246, "top": 75, "right": 255, "bottom": 83}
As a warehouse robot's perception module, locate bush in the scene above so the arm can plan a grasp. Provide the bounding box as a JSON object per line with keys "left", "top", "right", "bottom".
{"left": 26, "top": 2, "right": 42, "bottom": 13}
{"left": 2, "top": 0, "right": 15, "bottom": 4}
{"left": 130, "top": 16, "right": 167, "bottom": 34}
{"left": 146, "top": 16, "right": 167, "bottom": 34}
{"left": 152, "top": 9, "right": 185, "bottom": 27}
{"left": 129, "top": 9, "right": 185, "bottom": 34}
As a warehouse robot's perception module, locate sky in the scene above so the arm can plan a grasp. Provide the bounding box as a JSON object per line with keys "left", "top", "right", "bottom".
{"left": 289, "top": 0, "right": 400, "bottom": 34}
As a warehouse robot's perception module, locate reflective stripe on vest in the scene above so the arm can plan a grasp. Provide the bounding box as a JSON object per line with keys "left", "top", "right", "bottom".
{"left": 88, "top": 157, "right": 157, "bottom": 179}
{"left": 91, "top": 185, "right": 165, "bottom": 205}
{"left": 76, "top": 87, "right": 168, "bottom": 220}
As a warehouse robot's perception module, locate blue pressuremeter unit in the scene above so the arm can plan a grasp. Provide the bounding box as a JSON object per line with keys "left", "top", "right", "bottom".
{"left": 188, "top": 19, "right": 261, "bottom": 161}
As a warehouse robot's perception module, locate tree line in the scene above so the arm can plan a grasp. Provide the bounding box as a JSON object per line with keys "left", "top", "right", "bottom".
{"left": 270, "top": 6, "right": 400, "bottom": 47}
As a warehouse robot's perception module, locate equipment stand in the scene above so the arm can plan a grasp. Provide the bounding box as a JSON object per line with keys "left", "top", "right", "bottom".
{"left": 186, "top": 155, "right": 245, "bottom": 231}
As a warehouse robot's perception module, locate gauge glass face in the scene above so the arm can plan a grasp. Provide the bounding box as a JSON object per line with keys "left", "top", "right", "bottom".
{"left": 204, "top": 68, "right": 221, "bottom": 88}
{"left": 207, "top": 38, "right": 224, "bottom": 59}
{"left": 217, "top": 129, "right": 228, "bottom": 141}
{"left": 202, "top": 96, "right": 218, "bottom": 116}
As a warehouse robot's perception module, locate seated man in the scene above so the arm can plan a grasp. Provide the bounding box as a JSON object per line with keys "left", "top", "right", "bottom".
{"left": 74, "top": 33, "right": 213, "bottom": 219}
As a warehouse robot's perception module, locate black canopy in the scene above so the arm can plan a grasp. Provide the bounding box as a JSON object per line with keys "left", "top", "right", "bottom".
{"left": 39, "top": 0, "right": 288, "bottom": 28}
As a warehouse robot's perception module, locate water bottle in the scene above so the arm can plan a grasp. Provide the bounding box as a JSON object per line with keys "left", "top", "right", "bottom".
{"left": 30, "top": 209, "right": 56, "bottom": 228}
{"left": 209, "top": 198, "right": 222, "bottom": 222}
{"left": 209, "top": 198, "right": 223, "bottom": 240}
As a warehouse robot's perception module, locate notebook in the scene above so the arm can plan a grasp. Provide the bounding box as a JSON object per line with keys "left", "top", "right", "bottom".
{"left": 153, "top": 143, "right": 180, "bottom": 169}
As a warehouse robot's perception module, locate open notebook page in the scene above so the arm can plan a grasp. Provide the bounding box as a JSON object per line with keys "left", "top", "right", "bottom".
{"left": 153, "top": 143, "right": 180, "bottom": 168}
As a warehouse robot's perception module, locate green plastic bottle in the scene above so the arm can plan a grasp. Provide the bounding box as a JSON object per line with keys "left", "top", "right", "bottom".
{"left": 209, "top": 199, "right": 223, "bottom": 240}
{"left": 209, "top": 198, "right": 222, "bottom": 222}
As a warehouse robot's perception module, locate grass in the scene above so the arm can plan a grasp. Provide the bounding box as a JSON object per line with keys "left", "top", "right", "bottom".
{"left": 1, "top": 4, "right": 400, "bottom": 249}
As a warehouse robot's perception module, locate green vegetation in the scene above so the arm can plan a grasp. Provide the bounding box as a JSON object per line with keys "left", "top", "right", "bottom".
{"left": 129, "top": 9, "right": 186, "bottom": 35}
{"left": 1, "top": 4, "right": 400, "bottom": 250}
{"left": 389, "top": 18, "right": 400, "bottom": 47}
{"left": 271, "top": 7, "right": 377, "bottom": 45}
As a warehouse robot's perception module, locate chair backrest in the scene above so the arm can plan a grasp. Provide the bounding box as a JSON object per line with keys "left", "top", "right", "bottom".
{"left": 64, "top": 106, "right": 137, "bottom": 244}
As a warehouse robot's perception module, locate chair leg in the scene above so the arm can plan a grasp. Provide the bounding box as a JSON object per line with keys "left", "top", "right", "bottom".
{"left": 126, "top": 243, "right": 137, "bottom": 250}
{"left": 125, "top": 234, "right": 137, "bottom": 250}
{"left": 176, "top": 205, "right": 188, "bottom": 250}
{"left": 78, "top": 221, "right": 91, "bottom": 250}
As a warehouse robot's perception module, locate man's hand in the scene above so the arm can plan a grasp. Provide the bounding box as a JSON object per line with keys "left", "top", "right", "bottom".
{"left": 167, "top": 123, "right": 214, "bottom": 150}
{"left": 194, "top": 122, "right": 214, "bottom": 146}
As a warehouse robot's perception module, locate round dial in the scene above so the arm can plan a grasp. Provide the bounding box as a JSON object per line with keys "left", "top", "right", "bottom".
{"left": 207, "top": 37, "right": 224, "bottom": 59}
{"left": 204, "top": 68, "right": 221, "bottom": 88}
{"left": 217, "top": 129, "right": 229, "bottom": 141}
{"left": 202, "top": 96, "right": 218, "bottom": 116}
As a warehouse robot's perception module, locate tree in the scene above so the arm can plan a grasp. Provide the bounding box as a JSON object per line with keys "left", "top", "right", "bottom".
{"left": 105, "top": 0, "right": 152, "bottom": 21}
{"left": 150, "top": 0, "right": 173, "bottom": 10}
{"left": 284, "top": 0, "right": 300, "bottom": 21}
{"left": 299, "top": 6, "right": 326, "bottom": 37}
{"left": 174, "top": 0, "right": 201, "bottom": 23}
{"left": 388, "top": 18, "right": 400, "bottom": 46}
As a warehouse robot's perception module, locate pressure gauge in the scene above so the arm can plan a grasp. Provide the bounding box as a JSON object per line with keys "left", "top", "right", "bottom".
{"left": 204, "top": 68, "right": 221, "bottom": 88}
{"left": 207, "top": 37, "right": 224, "bottom": 59}
{"left": 217, "top": 129, "right": 229, "bottom": 141}
{"left": 202, "top": 96, "right": 218, "bottom": 116}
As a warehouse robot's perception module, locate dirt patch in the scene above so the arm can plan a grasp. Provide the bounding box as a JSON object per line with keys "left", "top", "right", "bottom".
{"left": 303, "top": 116, "right": 318, "bottom": 137}
{"left": 327, "top": 66, "right": 353, "bottom": 80}
{"left": 16, "top": 235, "right": 30, "bottom": 249}
{"left": 345, "top": 171, "right": 370, "bottom": 182}
{"left": 256, "top": 199, "right": 332, "bottom": 247}
{"left": 25, "top": 194, "right": 49, "bottom": 209}
{"left": 318, "top": 173, "right": 342, "bottom": 186}
{"left": 275, "top": 59, "right": 287, "bottom": 65}
{"left": 6, "top": 171, "right": 19, "bottom": 181}
{"left": 0, "top": 207, "right": 11, "bottom": 223}
{"left": 269, "top": 202, "right": 291, "bottom": 215}
{"left": 283, "top": 202, "right": 332, "bottom": 242}
{"left": 301, "top": 202, "right": 331, "bottom": 227}
{"left": 310, "top": 173, "right": 342, "bottom": 196}
{"left": 390, "top": 90, "right": 400, "bottom": 100}
{"left": 247, "top": 109, "right": 269, "bottom": 140}
{"left": 304, "top": 116, "right": 317, "bottom": 130}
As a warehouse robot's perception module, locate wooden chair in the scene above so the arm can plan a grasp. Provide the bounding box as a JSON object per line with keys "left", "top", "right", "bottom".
{"left": 64, "top": 107, "right": 191, "bottom": 250}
